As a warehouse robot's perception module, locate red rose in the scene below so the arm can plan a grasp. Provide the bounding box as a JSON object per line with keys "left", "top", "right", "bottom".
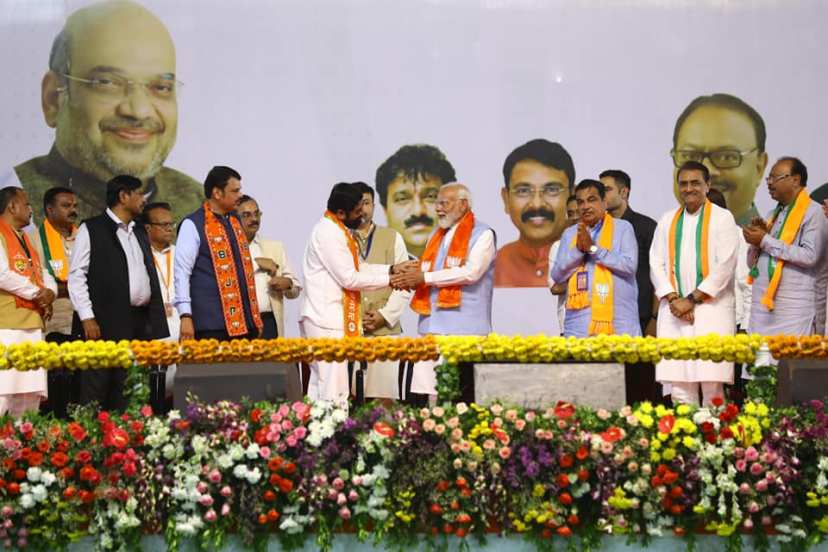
{"left": 663, "top": 471, "right": 678, "bottom": 485}
{"left": 37, "top": 440, "right": 50, "bottom": 453}
{"left": 567, "top": 514, "right": 580, "bottom": 526}
{"left": 104, "top": 428, "right": 130, "bottom": 449}
{"left": 250, "top": 408, "right": 263, "bottom": 424}
{"left": 711, "top": 396, "right": 724, "bottom": 407}
{"left": 67, "top": 423, "right": 87, "bottom": 442}
{"left": 456, "top": 513, "right": 472, "bottom": 524}
{"left": 373, "top": 421, "right": 395, "bottom": 438}
{"left": 554, "top": 401, "right": 575, "bottom": 420}
{"left": 600, "top": 426, "right": 624, "bottom": 444}
{"left": 556, "top": 474, "right": 570, "bottom": 488}
{"left": 263, "top": 490, "right": 276, "bottom": 502}
{"left": 436, "top": 480, "right": 450, "bottom": 492}
{"left": 63, "top": 486, "right": 77, "bottom": 499}
{"left": 6, "top": 482, "right": 20, "bottom": 495}
{"left": 277, "top": 478, "right": 293, "bottom": 493}
{"left": 557, "top": 526, "right": 572, "bottom": 538}
{"left": 559, "top": 454, "right": 574, "bottom": 468}
{"left": 140, "top": 405, "right": 153, "bottom": 418}
{"left": 80, "top": 464, "right": 100, "bottom": 483}
{"left": 123, "top": 461, "right": 137, "bottom": 477}
{"left": 658, "top": 415, "right": 675, "bottom": 435}
{"left": 577, "top": 469, "right": 589, "bottom": 481}
{"left": 175, "top": 420, "right": 191, "bottom": 431}
{"left": 61, "top": 467, "right": 75, "bottom": 479}
{"left": 558, "top": 492, "right": 573, "bottom": 505}
{"left": 700, "top": 422, "right": 714, "bottom": 434}
{"left": 720, "top": 427, "right": 734, "bottom": 440}
{"left": 130, "top": 421, "right": 144, "bottom": 434}
{"left": 268, "top": 457, "right": 283, "bottom": 472}
{"left": 97, "top": 412, "right": 110, "bottom": 423}
{"left": 576, "top": 446, "right": 589, "bottom": 461}
{"left": 50, "top": 452, "right": 69, "bottom": 469}
{"left": 75, "top": 450, "right": 92, "bottom": 464}
{"left": 79, "top": 490, "right": 95, "bottom": 504}
{"left": 430, "top": 503, "right": 443, "bottom": 515}
{"left": 282, "top": 462, "right": 296, "bottom": 475}
{"left": 27, "top": 451, "right": 44, "bottom": 467}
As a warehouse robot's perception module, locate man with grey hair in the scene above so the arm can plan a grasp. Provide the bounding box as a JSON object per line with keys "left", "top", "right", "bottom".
{"left": 391, "top": 183, "right": 496, "bottom": 402}
{"left": 1, "top": 0, "right": 202, "bottom": 226}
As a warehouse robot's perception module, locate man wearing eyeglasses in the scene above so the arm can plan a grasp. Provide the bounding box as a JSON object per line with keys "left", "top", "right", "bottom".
{"left": 1, "top": 1, "right": 203, "bottom": 227}
{"left": 495, "top": 139, "right": 575, "bottom": 287}
{"left": 236, "top": 195, "right": 301, "bottom": 339}
{"left": 746, "top": 157, "right": 828, "bottom": 337}
{"left": 671, "top": 93, "right": 769, "bottom": 227}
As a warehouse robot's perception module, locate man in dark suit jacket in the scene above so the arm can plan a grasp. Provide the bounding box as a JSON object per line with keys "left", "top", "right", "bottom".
{"left": 68, "top": 175, "right": 169, "bottom": 410}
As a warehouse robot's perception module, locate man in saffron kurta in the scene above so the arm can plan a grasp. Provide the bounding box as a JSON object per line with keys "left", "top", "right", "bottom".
{"left": 746, "top": 157, "right": 827, "bottom": 337}
{"left": 0, "top": 187, "right": 57, "bottom": 417}
{"left": 175, "top": 166, "right": 263, "bottom": 341}
{"left": 651, "top": 162, "right": 739, "bottom": 406}
{"left": 391, "top": 184, "right": 496, "bottom": 397}
{"left": 550, "top": 179, "right": 640, "bottom": 337}
{"left": 301, "top": 182, "right": 413, "bottom": 404}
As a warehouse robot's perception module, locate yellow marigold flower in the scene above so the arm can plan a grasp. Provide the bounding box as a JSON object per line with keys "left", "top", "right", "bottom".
{"left": 744, "top": 402, "right": 757, "bottom": 415}
{"left": 662, "top": 448, "right": 676, "bottom": 461}
{"left": 676, "top": 404, "right": 691, "bottom": 416}
{"left": 650, "top": 439, "right": 661, "bottom": 450}
{"left": 682, "top": 436, "right": 696, "bottom": 449}
{"left": 533, "top": 484, "right": 545, "bottom": 497}
{"left": 650, "top": 451, "right": 661, "bottom": 463}
{"left": 639, "top": 402, "right": 654, "bottom": 414}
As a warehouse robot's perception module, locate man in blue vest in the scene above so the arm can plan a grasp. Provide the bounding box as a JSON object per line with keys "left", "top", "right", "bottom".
{"left": 174, "top": 166, "right": 262, "bottom": 341}
{"left": 391, "top": 183, "right": 496, "bottom": 400}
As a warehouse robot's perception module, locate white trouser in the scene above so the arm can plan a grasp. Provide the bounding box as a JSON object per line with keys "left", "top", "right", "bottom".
{"left": 0, "top": 393, "right": 41, "bottom": 418}
{"left": 299, "top": 319, "right": 348, "bottom": 405}
{"left": 669, "top": 381, "right": 725, "bottom": 407}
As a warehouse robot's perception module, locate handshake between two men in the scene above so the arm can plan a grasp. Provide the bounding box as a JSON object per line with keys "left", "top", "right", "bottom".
{"left": 389, "top": 259, "right": 425, "bottom": 291}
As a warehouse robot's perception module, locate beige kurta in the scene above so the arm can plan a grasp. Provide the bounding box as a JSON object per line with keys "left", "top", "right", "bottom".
{"left": 650, "top": 203, "right": 739, "bottom": 383}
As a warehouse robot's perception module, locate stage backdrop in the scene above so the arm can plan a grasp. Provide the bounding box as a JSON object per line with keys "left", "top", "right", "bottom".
{"left": 1, "top": 0, "right": 826, "bottom": 336}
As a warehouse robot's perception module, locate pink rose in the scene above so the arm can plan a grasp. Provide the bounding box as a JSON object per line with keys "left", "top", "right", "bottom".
{"left": 259, "top": 447, "right": 271, "bottom": 459}
{"left": 432, "top": 406, "right": 445, "bottom": 418}
{"left": 338, "top": 507, "right": 351, "bottom": 520}
{"left": 208, "top": 469, "right": 222, "bottom": 484}
{"left": 197, "top": 482, "right": 208, "bottom": 494}
{"left": 514, "top": 419, "right": 526, "bottom": 431}
{"left": 525, "top": 411, "right": 536, "bottom": 422}
{"left": 739, "top": 483, "right": 751, "bottom": 494}
{"left": 333, "top": 477, "right": 345, "bottom": 490}
{"left": 423, "top": 419, "right": 436, "bottom": 432}
{"left": 282, "top": 420, "right": 293, "bottom": 431}
{"left": 278, "top": 404, "right": 290, "bottom": 418}
{"left": 745, "top": 447, "right": 759, "bottom": 462}
{"left": 293, "top": 427, "right": 307, "bottom": 440}
{"left": 750, "top": 463, "right": 764, "bottom": 476}
{"left": 735, "top": 459, "right": 747, "bottom": 472}
{"left": 221, "top": 503, "right": 231, "bottom": 516}
{"left": 490, "top": 404, "right": 503, "bottom": 416}
{"left": 434, "top": 424, "right": 445, "bottom": 435}
{"left": 755, "top": 479, "right": 768, "bottom": 492}
{"left": 505, "top": 409, "right": 518, "bottom": 422}
{"left": 348, "top": 490, "right": 359, "bottom": 502}
{"left": 597, "top": 409, "right": 611, "bottom": 420}
{"left": 446, "top": 417, "right": 460, "bottom": 429}
{"left": 204, "top": 509, "right": 217, "bottom": 522}
{"left": 199, "top": 494, "right": 214, "bottom": 507}
{"left": 220, "top": 486, "right": 232, "bottom": 497}
{"left": 601, "top": 441, "right": 614, "bottom": 454}
{"left": 483, "top": 439, "right": 496, "bottom": 450}
{"left": 451, "top": 443, "right": 461, "bottom": 454}
{"left": 620, "top": 406, "right": 633, "bottom": 417}
{"left": 286, "top": 436, "right": 298, "bottom": 447}
{"left": 337, "top": 493, "right": 347, "bottom": 505}
{"left": 451, "top": 428, "right": 463, "bottom": 441}
{"left": 499, "top": 447, "right": 511, "bottom": 459}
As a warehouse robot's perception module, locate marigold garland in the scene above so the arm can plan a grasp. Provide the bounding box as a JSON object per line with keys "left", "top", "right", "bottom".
{"left": 2, "top": 333, "right": 828, "bottom": 372}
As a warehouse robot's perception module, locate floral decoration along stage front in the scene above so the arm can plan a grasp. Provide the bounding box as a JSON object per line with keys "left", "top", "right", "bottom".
{"left": 2, "top": 397, "right": 828, "bottom": 552}
{"left": 0, "top": 333, "right": 772, "bottom": 372}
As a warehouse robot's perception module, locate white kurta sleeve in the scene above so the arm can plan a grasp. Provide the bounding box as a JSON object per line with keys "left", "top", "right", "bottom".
{"left": 696, "top": 210, "right": 739, "bottom": 299}
{"left": 0, "top": 239, "right": 41, "bottom": 299}
{"left": 423, "top": 229, "right": 495, "bottom": 286}
{"left": 377, "top": 231, "right": 413, "bottom": 327}
{"left": 317, "top": 223, "right": 390, "bottom": 290}
{"left": 649, "top": 217, "right": 676, "bottom": 300}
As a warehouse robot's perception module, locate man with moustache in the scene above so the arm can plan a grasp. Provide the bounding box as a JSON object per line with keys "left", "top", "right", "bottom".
{"left": 651, "top": 162, "right": 739, "bottom": 406}
{"left": 375, "top": 144, "right": 457, "bottom": 257}
{"left": 236, "top": 194, "right": 301, "bottom": 339}
{"left": 301, "top": 182, "right": 414, "bottom": 404}
{"left": 746, "top": 157, "right": 827, "bottom": 337}
{"left": 671, "top": 93, "right": 768, "bottom": 227}
{"left": 29, "top": 187, "right": 79, "bottom": 337}
{"left": 495, "top": 139, "right": 575, "bottom": 287}
{"left": 174, "top": 166, "right": 262, "bottom": 342}
{"left": 68, "top": 175, "right": 169, "bottom": 409}
{"left": 0, "top": 187, "right": 57, "bottom": 418}
{"left": 391, "top": 184, "right": 496, "bottom": 400}
{"left": 550, "top": 179, "right": 639, "bottom": 338}
{"left": 1, "top": 1, "right": 202, "bottom": 226}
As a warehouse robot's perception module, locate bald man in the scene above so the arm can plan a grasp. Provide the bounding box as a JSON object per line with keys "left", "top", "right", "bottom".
{"left": 3, "top": 0, "right": 202, "bottom": 225}
{"left": 391, "top": 183, "right": 496, "bottom": 401}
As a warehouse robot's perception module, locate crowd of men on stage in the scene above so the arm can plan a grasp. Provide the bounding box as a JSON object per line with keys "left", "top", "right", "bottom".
{"left": 0, "top": 146, "right": 825, "bottom": 417}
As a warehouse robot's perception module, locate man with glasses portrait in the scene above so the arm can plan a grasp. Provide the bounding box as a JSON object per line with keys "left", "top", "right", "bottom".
{"left": 494, "top": 139, "right": 575, "bottom": 287}
{"left": 671, "top": 93, "right": 769, "bottom": 228}
{"left": 1, "top": 1, "right": 203, "bottom": 226}
{"left": 745, "top": 157, "right": 828, "bottom": 337}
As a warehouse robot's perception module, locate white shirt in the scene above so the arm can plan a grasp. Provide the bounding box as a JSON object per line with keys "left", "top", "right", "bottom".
{"left": 546, "top": 239, "right": 565, "bottom": 332}
{"left": 0, "top": 228, "right": 57, "bottom": 300}
{"left": 300, "top": 216, "right": 391, "bottom": 331}
{"left": 423, "top": 223, "right": 495, "bottom": 287}
{"left": 151, "top": 244, "right": 180, "bottom": 339}
{"left": 68, "top": 208, "right": 152, "bottom": 321}
{"left": 248, "top": 239, "right": 273, "bottom": 313}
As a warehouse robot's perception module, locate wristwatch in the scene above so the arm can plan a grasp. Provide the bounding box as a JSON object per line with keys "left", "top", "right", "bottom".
{"left": 686, "top": 292, "right": 702, "bottom": 305}
{"left": 588, "top": 245, "right": 598, "bottom": 255}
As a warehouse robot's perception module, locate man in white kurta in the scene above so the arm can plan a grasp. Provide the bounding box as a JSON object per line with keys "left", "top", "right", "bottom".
{"left": 650, "top": 163, "right": 738, "bottom": 406}
{"left": 300, "top": 183, "right": 410, "bottom": 404}
{"left": 745, "top": 157, "right": 827, "bottom": 337}
{"left": 0, "top": 187, "right": 57, "bottom": 417}
{"left": 390, "top": 184, "right": 496, "bottom": 398}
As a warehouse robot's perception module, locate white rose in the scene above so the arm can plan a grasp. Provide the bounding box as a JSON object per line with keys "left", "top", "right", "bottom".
{"left": 26, "top": 467, "right": 42, "bottom": 482}
{"left": 20, "top": 494, "right": 34, "bottom": 509}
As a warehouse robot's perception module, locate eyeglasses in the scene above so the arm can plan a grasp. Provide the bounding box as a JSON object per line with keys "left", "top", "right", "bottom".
{"left": 147, "top": 222, "right": 175, "bottom": 230}
{"left": 59, "top": 72, "right": 182, "bottom": 100}
{"left": 509, "top": 184, "right": 566, "bottom": 201}
{"left": 766, "top": 173, "right": 792, "bottom": 184}
{"left": 670, "top": 147, "right": 758, "bottom": 169}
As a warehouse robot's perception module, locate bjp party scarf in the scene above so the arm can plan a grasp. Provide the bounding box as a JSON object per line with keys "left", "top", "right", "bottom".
{"left": 38, "top": 219, "right": 74, "bottom": 282}
{"left": 566, "top": 213, "right": 614, "bottom": 336}
{"left": 410, "top": 210, "right": 475, "bottom": 316}
{"left": 747, "top": 189, "right": 810, "bottom": 311}
{"left": 0, "top": 219, "right": 44, "bottom": 313}
{"left": 323, "top": 211, "right": 362, "bottom": 336}
{"left": 203, "top": 203, "right": 262, "bottom": 336}
{"left": 668, "top": 200, "right": 712, "bottom": 297}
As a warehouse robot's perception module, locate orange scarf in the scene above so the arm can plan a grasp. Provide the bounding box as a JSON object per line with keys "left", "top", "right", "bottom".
{"left": 565, "top": 213, "right": 615, "bottom": 335}
{"left": 323, "top": 211, "right": 362, "bottom": 336}
{"left": 203, "top": 203, "right": 262, "bottom": 336}
{"left": 747, "top": 189, "right": 811, "bottom": 310}
{"left": 410, "top": 211, "right": 475, "bottom": 316}
{"left": 668, "top": 200, "right": 712, "bottom": 297}
{"left": 0, "top": 219, "right": 44, "bottom": 313}
{"left": 39, "top": 219, "right": 74, "bottom": 282}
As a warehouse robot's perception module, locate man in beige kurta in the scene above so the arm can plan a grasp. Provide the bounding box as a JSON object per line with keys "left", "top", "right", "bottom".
{"left": 0, "top": 187, "right": 58, "bottom": 417}
{"left": 650, "top": 163, "right": 738, "bottom": 406}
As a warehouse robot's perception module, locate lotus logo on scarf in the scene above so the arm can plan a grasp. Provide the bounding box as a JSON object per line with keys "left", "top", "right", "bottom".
{"left": 596, "top": 283, "right": 610, "bottom": 304}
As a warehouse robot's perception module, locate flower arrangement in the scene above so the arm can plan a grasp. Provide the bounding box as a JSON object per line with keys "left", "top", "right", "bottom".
{"left": 2, "top": 398, "right": 828, "bottom": 552}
